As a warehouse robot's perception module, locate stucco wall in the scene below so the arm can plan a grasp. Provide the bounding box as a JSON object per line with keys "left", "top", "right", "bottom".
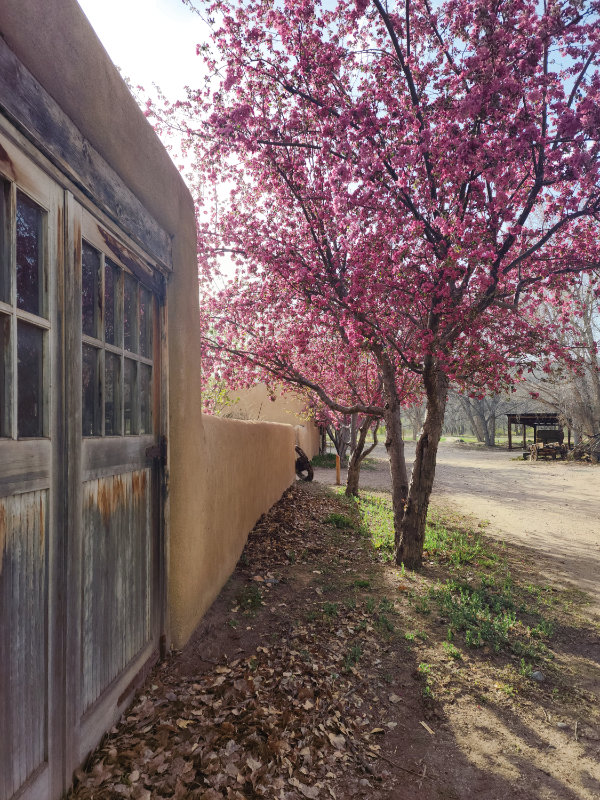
{"left": 0, "top": 0, "right": 295, "bottom": 649}
{"left": 295, "top": 424, "right": 321, "bottom": 459}
{"left": 230, "top": 384, "right": 321, "bottom": 458}
{"left": 169, "top": 416, "right": 295, "bottom": 647}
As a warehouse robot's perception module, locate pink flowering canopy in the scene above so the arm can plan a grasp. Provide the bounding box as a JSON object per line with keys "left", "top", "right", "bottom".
{"left": 157, "top": 0, "right": 600, "bottom": 565}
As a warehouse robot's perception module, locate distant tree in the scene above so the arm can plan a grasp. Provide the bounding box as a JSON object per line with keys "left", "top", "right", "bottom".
{"left": 456, "top": 393, "right": 512, "bottom": 446}
{"left": 158, "top": 0, "right": 600, "bottom": 567}
{"left": 523, "top": 280, "right": 600, "bottom": 437}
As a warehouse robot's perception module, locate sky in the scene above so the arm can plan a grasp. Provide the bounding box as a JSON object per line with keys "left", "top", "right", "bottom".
{"left": 76, "top": 0, "right": 206, "bottom": 96}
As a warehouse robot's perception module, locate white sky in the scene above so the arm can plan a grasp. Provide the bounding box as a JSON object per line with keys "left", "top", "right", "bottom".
{"left": 76, "top": 0, "right": 207, "bottom": 96}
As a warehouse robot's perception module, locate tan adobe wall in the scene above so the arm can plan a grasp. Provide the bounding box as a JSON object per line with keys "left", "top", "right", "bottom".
{"left": 295, "top": 424, "right": 321, "bottom": 459}
{"left": 230, "top": 385, "right": 321, "bottom": 458}
{"left": 0, "top": 0, "right": 295, "bottom": 648}
{"left": 169, "top": 416, "right": 295, "bottom": 647}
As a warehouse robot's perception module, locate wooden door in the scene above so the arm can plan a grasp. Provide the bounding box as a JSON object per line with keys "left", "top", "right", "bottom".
{"left": 66, "top": 202, "right": 166, "bottom": 767}
{"left": 0, "top": 126, "right": 167, "bottom": 799}
{"left": 0, "top": 131, "right": 64, "bottom": 800}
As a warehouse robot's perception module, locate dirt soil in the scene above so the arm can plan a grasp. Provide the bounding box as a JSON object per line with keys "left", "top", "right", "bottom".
{"left": 315, "top": 441, "right": 600, "bottom": 612}
{"left": 69, "top": 453, "right": 600, "bottom": 800}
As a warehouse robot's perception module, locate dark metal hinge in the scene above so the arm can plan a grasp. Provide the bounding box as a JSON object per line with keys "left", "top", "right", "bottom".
{"left": 145, "top": 435, "right": 167, "bottom": 464}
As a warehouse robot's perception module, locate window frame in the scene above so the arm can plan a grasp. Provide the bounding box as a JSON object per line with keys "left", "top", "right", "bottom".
{"left": 80, "top": 224, "right": 154, "bottom": 440}
{"left": 0, "top": 176, "right": 53, "bottom": 440}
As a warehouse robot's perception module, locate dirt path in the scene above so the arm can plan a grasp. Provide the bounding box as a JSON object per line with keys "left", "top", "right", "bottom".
{"left": 314, "top": 441, "right": 600, "bottom": 613}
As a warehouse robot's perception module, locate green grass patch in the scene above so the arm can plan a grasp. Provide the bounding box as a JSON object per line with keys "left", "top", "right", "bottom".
{"left": 354, "top": 493, "right": 395, "bottom": 558}
{"left": 425, "top": 511, "right": 493, "bottom": 566}
{"left": 324, "top": 512, "right": 354, "bottom": 529}
{"left": 236, "top": 584, "right": 263, "bottom": 612}
{"left": 311, "top": 453, "right": 338, "bottom": 468}
{"left": 355, "top": 493, "right": 496, "bottom": 567}
{"left": 429, "top": 574, "right": 554, "bottom": 658}
{"left": 322, "top": 601, "right": 339, "bottom": 617}
{"left": 343, "top": 644, "right": 362, "bottom": 671}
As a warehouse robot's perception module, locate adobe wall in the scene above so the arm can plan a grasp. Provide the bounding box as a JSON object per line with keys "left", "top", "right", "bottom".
{"left": 0, "top": 0, "right": 295, "bottom": 648}
{"left": 230, "top": 384, "right": 321, "bottom": 458}
{"left": 169, "top": 416, "right": 295, "bottom": 647}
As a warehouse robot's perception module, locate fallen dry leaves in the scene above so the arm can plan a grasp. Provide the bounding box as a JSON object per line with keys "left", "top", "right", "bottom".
{"left": 68, "top": 485, "right": 409, "bottom": 800}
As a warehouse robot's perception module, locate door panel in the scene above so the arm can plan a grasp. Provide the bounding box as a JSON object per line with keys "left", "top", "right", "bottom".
{"left": 71, "top": 202, "right": 164, "bottom": 766}
{"left": 81, "top": 469, "right": 153, "bottom": 712}
{"left": 0, "top": 490, "right": 48, "bottom": 799}
{"left": 0, "top": 132, "right": 61, "bottom": 800}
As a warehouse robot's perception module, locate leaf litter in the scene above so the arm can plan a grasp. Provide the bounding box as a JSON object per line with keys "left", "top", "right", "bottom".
{"left": 68, "top": 481, "right": 600, "bottom": 799}
{"left": 68, "top": 483, "right": 423, "bottom": 800}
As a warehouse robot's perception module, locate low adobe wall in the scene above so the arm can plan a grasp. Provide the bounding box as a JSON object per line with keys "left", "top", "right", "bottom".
{"left": 168, "top": 415, "right": 295, "bottom": 648}
{"left": 295, "top": 424, "right": 321, "bottom": 460}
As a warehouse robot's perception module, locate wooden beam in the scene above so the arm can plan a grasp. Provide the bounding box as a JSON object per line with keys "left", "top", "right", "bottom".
{"left": 0, "top": 38, "right": 172, "bottom": 270}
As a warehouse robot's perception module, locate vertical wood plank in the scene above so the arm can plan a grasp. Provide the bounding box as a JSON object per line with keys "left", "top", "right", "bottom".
{"left": 0, "top": 490, "right": 48, "bottom": 800}
{"left": 81, "top": 470, "right": 152, "bottom": 711}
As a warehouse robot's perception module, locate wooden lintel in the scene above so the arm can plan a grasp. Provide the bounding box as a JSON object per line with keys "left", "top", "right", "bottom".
{"left": 0, "top": 37, "right": 172, "bottom": 271}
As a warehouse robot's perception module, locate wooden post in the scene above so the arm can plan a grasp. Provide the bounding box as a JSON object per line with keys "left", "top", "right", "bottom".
{"left": 335, "top": 454, "right": 341, "bottom": 486}
{"left": 508, "top": 421, "right": 513, "bottom": 451}
{"left": 522, "top": 424, "right": 526, "bottom": 450}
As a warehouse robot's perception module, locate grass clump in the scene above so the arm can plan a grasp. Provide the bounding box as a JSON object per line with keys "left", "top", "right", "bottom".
{"left": 425, "top": 513, "right": 492, "bottom": 566}
{"left": 324, "top": 512, "right": 354, "bottom": 529}
{"left": 354, "top": 493, "right": 395, "bottom": 558}
{"left": 311, "top": 453, "right": 339, "bottom": 468}
{"left": 236, "top": 584, "right": 263, "bottom": 612}
{"left": 429, "top": 575, "right": 554, "bottom": 658}
{"left": 355, "top": 493, "right": 495, "bottom": 567}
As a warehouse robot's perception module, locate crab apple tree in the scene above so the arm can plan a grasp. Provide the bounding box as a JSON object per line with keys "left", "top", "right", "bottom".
{"left": 201, "top": 276, "right": 420, "bottom": 497}
{"left": 158, "top": 0, "right": 600, "bottom": 567}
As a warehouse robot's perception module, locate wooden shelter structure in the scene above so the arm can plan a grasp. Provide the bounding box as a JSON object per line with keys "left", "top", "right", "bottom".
{"left": 506, "top": 412, "right": 572, "bottom": 451}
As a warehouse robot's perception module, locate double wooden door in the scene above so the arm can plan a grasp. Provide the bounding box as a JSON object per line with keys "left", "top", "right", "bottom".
{"left": 0, "top": 126, "right": 166, "bottom": 800}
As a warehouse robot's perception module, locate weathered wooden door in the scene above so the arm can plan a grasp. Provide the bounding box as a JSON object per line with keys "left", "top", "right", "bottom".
{"left": 67, "top": 202, "right": 166, "bottom": 768}
{"left": 0, "top": 126, "right": 167, "bottom": 800}
{"left": 0, "top": 130, "right": 64, "bottom": 800}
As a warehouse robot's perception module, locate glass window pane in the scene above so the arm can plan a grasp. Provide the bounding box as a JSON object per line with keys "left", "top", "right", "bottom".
{"left": 82, "top": 344, "right": 101, "bottom": 436}
{"left": 105, "top": 353, "right": 121, "bottom": 436}
{"left": 139, "top": 364, "right": 152, "bottom": 434}
{"left": 124, "top": 275, "right": 138, "bottom": 353}
{"left": 124, "top": 358, "right": 137, "bottom": 435}
{"left": 105, "top": 259, "right": 120, "bottom": 346}
{"left": 0, "top": 182, "right": 10, "bottom": 304}
{"left": 82, "top": 241, "right": 101, "bottom": 338}
{"left": 0, "top": 314, "right": 10, "bottom": 436}
{"left": 17, "top": 320, "right": 44, "bottom": 437}
{"left": 139, "top": 287, "right": 153, "bottom": 359}
{"left": 16, "top": 191, "right": 45, "bottom": 317}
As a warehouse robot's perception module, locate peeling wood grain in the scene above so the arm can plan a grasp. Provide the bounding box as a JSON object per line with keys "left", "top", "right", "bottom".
{"left": 0, "top": 504, "right": 5, "bottom": 576}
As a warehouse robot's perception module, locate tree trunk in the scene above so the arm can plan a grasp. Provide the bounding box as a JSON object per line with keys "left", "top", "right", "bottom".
{"left": 383, "top": 403, "right": 409, "bottom": 543}
{"left": 350, "top": 413, "right": 358, "bottom": 454}
{"left": 396, "top": 364, "right": 449, "bottom": 569}
{"left": 345, "top": 418, "right": 379, "bottom": 497}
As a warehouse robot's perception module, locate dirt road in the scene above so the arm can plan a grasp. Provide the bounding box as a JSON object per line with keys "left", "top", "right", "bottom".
{"left": 315, "top": 441, "right": 600, "bottom": 613}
